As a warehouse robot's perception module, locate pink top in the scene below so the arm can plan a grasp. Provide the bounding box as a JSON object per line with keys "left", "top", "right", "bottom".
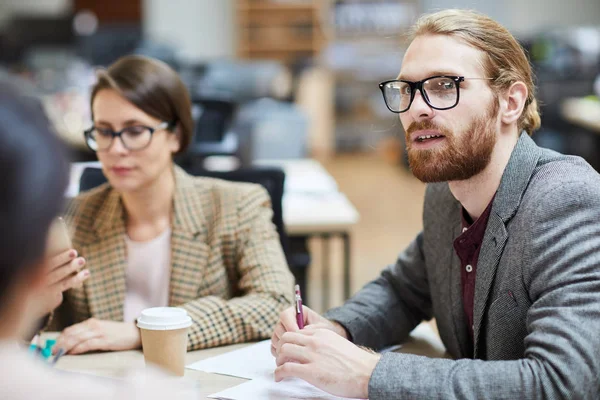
{"left": 123, "top": 228, "right": 171, "bottom": 322}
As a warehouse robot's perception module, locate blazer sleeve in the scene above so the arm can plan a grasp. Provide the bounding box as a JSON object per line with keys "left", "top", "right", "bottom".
{"left": 366, "top": 180, "right": 600, "bottom": 400}
{"left": 179, "top": 185, "right": 295, "bottom": 350}
{"left": 324, "top": 232, "right": 433, "bottom": 350}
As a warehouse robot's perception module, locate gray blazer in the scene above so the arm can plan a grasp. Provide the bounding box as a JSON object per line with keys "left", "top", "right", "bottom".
{"left": 325, "top": 133, "right": 600, "bottom": 399}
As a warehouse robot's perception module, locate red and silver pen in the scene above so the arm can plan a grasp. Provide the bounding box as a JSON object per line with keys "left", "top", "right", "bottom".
{"left": 295, "top": 284, "right": 304, "bottom": 329}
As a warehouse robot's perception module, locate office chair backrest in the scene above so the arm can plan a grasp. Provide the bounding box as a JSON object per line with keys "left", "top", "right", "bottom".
{"left": 78, "top": 166, "right": 290, "bottom": 257}
{"left": 192, "top": 98, "right": 236, "bottom": 143}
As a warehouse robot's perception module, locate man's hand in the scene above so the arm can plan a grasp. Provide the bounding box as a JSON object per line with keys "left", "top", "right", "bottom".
{"left": 271, "top": 305, "right": 348, "bottom": 357}
{"left": 54, "top": 318, "right": 142, "bottom": 355}
{"left": 274, "top": 327, "right": 381, "bottom": 399}
{"left": 36, "top": 250, "right": 89, "bottom": 317}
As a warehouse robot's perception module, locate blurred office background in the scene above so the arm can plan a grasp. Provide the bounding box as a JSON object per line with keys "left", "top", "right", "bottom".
{"left": 1, "top": 0, "right": 599, "bottom": 311}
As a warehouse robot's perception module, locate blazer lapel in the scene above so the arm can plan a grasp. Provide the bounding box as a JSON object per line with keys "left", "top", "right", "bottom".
{"left": 472, "top": 213, "right": 508, "bottom": 356}
{"left": 168, "top": 166, "right": 211, "bottom": 306}
{"left": 472, "top": 132, "right": 542, "bottom": 356}
{"left": 85, "top": 190, "right": 127, "bottom": 321}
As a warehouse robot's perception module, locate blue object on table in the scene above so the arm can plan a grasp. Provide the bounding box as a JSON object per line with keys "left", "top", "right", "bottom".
{"left": 41, "top": 346, "right": 52, "bottom": 359}
{"left": 41, "top": 338, "right": 57, "bottom": 360}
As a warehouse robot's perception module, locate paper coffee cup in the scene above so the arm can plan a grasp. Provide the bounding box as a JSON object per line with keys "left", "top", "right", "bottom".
{"left": 137, "top": 307, "right": 192, "bottom": 376}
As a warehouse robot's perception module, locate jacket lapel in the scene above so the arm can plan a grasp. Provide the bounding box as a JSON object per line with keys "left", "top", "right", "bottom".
{"left": 472, "top": 133, "right": 542, "bottom": 356}
{"left": 168, "top": 167, "right": 210, "bottom": 306}
{"left": 85, "top": 190, "right": 127, "bottom": 321}
{"left": 472, "top": 213, "right": 508, "bottom": 356}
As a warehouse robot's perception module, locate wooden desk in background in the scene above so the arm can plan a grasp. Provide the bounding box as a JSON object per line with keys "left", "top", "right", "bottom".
{"left": 44, "top": 322, "right": 447, "bottom": 399}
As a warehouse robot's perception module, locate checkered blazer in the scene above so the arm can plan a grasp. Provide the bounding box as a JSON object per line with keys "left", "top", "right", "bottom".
{"left": 47, "top": 166, "right": 294, "bottom": 350}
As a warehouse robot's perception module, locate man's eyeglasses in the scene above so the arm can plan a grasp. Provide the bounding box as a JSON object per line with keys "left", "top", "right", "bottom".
{"left": 84, "top": 121, "right": 174, "bottom": 152}
{"left": 378, "top": 75, "right": 493, "bottom": 113}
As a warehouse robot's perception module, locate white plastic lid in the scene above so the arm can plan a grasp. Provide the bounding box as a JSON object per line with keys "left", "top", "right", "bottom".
{"left": 136, "top": 307, "right": 192, "bottom": 331}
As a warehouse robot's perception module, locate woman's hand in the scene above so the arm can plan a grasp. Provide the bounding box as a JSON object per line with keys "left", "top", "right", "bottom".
{"left": 36, "top": 250, "right": 89, "bottom": 317}
{"left": 54, "top": 318, "right": 142, "bottom": 355}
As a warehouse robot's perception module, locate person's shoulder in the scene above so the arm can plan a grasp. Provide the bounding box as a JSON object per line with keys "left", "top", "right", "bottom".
{"left": 520, "top": 150, "right": 600, "bottom": 218}
{"left": 0, "top": 352, "right": 197, "bottom": 400}
{"left": 530, "top": 150, "right": 600, "bottom": 197}
{"left": 64, "top": 183, "right": 113, "bottom": 223}
{"left": 188, "top": 175, "right": 269, "bottom": 204}
{"left": 0, "top": 346, "right": 116, "bottom": 400}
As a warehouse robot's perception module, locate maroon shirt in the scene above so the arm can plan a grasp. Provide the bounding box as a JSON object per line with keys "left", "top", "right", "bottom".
{"left": 453, "top": 196, "right": 495, "bottom": 346}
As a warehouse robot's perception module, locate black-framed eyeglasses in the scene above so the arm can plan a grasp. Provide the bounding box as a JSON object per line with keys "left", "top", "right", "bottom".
{"left": 84, "top": 121, "right": 175, "bottom": 152}
{"left": 378, "top": 75, "right": 493, "bottom": 114}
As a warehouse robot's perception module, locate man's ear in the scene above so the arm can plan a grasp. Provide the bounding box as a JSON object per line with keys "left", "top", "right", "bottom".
{"left": 499, "top": 81, "right": 528, "bottom": 126}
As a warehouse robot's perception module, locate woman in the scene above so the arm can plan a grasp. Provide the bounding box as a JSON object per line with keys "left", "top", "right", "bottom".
{"left": 44, "top": 55, "right": 294, "bottom": 355}
{"left": 0, "top": 74, "right": 196, "bottom": 399}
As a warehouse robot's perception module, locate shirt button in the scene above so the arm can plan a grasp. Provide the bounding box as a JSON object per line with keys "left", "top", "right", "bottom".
{"left": 462, "top": 227, "right": 468, "bottom": 233}
{"left": 466, "top": 264, "right": 473, "bottom": 273}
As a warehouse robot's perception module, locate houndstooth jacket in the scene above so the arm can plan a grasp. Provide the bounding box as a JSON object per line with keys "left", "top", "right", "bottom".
{"left": 47, "top": 166, "right": 294, "bottom": 350}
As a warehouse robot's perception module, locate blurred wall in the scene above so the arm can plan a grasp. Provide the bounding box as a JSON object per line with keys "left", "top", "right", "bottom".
{"left": 142, "top": 0, "right": 236, "bottom": 63}
{"left": 422, "top": 0, "right": 600, "bottom": 37}
{"left": 0, "top": 0, "right": 71, "bottom": 29}
{"left": 504, "top": 0, "right": 600, "bottom": 36}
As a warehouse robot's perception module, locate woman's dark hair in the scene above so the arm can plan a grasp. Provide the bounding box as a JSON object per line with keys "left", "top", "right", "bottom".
{"left": 89, "top": 55, "right": 194, "bottom": 154}
{"left": 0, "top": 74, "right": 69, "bottom": 306}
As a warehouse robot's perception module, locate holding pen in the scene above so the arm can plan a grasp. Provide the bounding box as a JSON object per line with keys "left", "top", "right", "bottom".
{"left": 271, "top": 285, "right": 351, "bottom": 358}
{"left": 51, "top": 348, "right": 66, "bottom": 366}
{"left": 295, "top": 284, "right": 304, "bottom": 329}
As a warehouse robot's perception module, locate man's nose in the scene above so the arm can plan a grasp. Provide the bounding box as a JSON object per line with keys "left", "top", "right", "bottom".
{"left": 408, "top": 90, "right": 434, "bottom": 121}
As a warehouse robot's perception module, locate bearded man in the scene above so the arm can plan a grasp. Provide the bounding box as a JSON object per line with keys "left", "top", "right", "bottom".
{"left": 270, "top": 9, "right": 600, "bottom": 400}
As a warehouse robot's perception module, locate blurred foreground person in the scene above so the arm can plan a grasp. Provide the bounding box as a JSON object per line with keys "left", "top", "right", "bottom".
{"left": 0, "top": 75, "right": 196, "bottom": 399}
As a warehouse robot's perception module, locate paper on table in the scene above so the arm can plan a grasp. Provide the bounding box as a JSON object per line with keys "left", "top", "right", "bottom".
{"left": 186, "top": 340, "right": 275, "bottom": 380}
{"left": 208, "top": 376, "right": 357, "bottom": 400}
{"left": 187, "top": 340, "right": 357, "bottom": 400}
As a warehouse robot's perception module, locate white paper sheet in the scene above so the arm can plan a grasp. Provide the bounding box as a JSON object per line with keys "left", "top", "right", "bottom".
{"left": 186, "top": 323, "right": 446, "bottom": 400}
{"left": 208, "top": 376, "right": 356, "bottom": 400}
{"left": 186, "top": 340, "right": 275, "bottom": 380}
{"left": 186, "top": 340, "right": 357, "bottom": 400}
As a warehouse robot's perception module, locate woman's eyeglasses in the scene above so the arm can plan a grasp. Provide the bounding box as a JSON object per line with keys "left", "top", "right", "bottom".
{"left": 84, "top": 121, "right": 174, "bottom": 152}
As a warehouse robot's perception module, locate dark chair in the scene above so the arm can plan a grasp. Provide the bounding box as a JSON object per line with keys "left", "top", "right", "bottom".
{"left": 176, "top": 97, "right": 239, "bottom": 170}
{"left": 78, "top": 166, "right": 310, "bottom": 302}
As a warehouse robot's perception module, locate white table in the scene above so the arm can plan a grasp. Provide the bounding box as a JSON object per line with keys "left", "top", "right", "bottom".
{"left": 44, "top": 322, "right": 447, "bottom": 399}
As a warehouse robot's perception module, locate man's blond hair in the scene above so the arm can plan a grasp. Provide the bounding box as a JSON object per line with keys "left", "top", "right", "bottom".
{"left": 411, "top": 9, "right": 541, "bottom": 135}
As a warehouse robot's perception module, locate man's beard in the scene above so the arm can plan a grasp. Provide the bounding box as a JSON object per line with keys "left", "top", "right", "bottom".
{"left": 405, "top": 103, "right": 498, "bottom": 183}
